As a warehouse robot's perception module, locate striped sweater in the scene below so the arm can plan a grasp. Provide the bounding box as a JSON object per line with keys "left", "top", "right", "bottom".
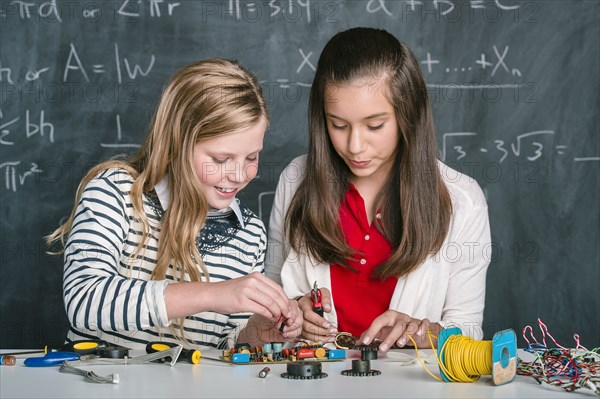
{"left": 63, "top": 168, "right": 266, "bottom": 349}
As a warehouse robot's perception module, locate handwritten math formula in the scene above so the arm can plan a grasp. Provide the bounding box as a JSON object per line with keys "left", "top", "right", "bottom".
{"left": 441, "top": 131, "right": 599, "bottom": 165}
{"left": 1, "top": 0, "right": 598, "bottom": 196}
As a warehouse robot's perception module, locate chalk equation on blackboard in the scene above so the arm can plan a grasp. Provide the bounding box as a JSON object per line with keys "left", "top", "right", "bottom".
{"left": 101, "top": 114, "right": 141, "bottom": 149}
{"left": 421, "top": 45, "right": 521, "bottom": 77}
{"left": 365, "top": 0, "right": 525, "bottom": 18}
{"left": 1, "top": 40, "right": 155, "bottom": 149}
{"left": 0, "top": 110, "right": 54, "bottom": 146}
{"left": 0, "top": 0, "right": 180, "bottom": 20}
{"left": 1, "top": 0, "right": 531, "bottom": 24}
{"left": 441, "top": 131, "right": 600, "bottom": 163}
{"left": 270, "top": 44, "right": 526, "bottom": 90}
{"left": 0, "top": 111, "right": 140, "bottom": 149}
{"left": 64, "top": 43, "right": 155, "bottom": 85}
{"left": 0, "top": 44, "right": 154, "bottom": 85}
{"left": 0, "top": 161, "right": 43, "bottom": 192}
{"left": 3, "top": 0, "right": 341, "bottom": 24}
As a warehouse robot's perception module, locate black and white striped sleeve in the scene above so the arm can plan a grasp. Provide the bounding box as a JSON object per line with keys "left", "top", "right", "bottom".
{"left": 63, "top": 170, "right": 170, "bottom": 332}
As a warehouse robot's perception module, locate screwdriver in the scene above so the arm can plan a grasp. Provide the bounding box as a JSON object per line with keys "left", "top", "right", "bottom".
{"left": 146, "top": 341, "right": 230, "bottom": 364}
{"left": 146, "top": 342, "right": 201, "bottom": 364}
{"left": 60, "top": 340, "right": 111, "bottom": 355}
{"left": 24, "top": 352, "right": 82, "bottom": 367}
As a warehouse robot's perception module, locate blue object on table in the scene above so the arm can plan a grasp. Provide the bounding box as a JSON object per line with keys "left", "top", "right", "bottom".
{"left": 328, "top": 349, "right": 346, "bottom": 359}
{"left": 24, "top": 351, "right": 80, "bottom": 367}
{"left": 231, "top": 353, "right": 251, "bottom": 363}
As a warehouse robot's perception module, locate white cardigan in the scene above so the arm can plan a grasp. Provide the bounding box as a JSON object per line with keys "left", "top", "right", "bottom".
{"left": 265, "top": 155, "right": 491, "bottom": 340}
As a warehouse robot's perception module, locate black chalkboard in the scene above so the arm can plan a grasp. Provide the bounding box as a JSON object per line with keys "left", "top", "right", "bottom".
{"left": 1, "top": 0, "right": 598, "bottom": 349}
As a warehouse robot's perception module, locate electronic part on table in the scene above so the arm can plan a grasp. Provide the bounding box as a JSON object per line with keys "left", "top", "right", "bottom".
{"left": 222, "top": 341, "right": 346, "bottom": 364}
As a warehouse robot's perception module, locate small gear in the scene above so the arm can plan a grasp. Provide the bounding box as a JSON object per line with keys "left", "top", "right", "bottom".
{"left": 97, "top": 346, "right": 129, "bottom": 359}
{"left": 354, "top": 345, "right": 378, "bottom": 360}
{"left": 341, "top": 369, "right": 382, "bottom": 377}
{"left": 280, "top": 373, "right": 329, "bottom": 380}
{"left": 341, "top": 359, "right": 381, "bottom": 377}
{"left": 280, "top": 361, "right": 328, "bottom": 380}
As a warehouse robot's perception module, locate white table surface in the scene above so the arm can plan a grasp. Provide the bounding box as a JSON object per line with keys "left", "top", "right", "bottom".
{"left": 0, "top": 349, "right": 587, "bottom": 398}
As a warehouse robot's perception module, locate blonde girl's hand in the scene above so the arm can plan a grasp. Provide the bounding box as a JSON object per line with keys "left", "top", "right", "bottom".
{"left": 208, "top": 272, "right": 292, "bottom": 322}
{"left": 356, "top": 310, "right": 442, "bottom": 351}
{"left": 296, "top": 287, "right": 337, "bottom": 343}
{"left": 279, "top": 298, "right": 304, "bottom": 339}
{"left": 240, "top": 299, "right": 303, "bottom": 346}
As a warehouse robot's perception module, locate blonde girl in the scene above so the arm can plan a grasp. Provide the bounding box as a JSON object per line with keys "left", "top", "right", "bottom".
{"left": 48, "top": 59, "right": 302, "bottom": 349}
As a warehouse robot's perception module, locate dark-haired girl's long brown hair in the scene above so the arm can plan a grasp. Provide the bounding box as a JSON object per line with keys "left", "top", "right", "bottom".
{"left": 286, "top": 27, "right": 452, "bottom": 279}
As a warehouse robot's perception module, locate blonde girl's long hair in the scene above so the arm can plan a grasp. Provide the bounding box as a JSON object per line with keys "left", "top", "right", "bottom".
{"left": 47, "top": 59, "right": 268, "bottom": 286}
{"left": 286, "top": 28, "right": 452, "bottom": 279}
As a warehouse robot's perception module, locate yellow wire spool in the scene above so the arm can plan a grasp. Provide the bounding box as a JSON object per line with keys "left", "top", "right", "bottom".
{"left": 436, "top": 327, "right": 517, "bottom": 385}
{"left": 439, "top": 335, "right": 492, "bottom": 382}
{"left": 411, "top": 327, "right": 517, "bottom": 385}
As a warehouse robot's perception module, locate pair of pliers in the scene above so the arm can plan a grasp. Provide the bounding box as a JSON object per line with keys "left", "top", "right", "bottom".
{"left": 311, "top": 281, "right": 324, "bottom": 317}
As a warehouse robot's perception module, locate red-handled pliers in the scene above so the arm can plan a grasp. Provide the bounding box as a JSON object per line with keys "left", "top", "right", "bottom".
{"left": 311, "top": 281, "right": 324, "bottom": 317}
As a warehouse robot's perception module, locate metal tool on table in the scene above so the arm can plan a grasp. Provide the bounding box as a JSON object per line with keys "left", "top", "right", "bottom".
{"left": 146, "top": 341, "right": 230, "bottom": 365}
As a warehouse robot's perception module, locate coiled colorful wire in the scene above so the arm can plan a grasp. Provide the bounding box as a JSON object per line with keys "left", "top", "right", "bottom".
{"left": 517, "top": 319, "right": 599, "bottom": 395}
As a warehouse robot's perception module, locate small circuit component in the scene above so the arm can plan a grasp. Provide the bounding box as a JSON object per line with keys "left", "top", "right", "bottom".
{"left": 259, "top": 367, "right": 270, "bottom": 378}
{"left": 223, "top": 341, "right": 343, "bottom": 364}
{"left": 0, "top": 355, "right": 16, "bottom": 366}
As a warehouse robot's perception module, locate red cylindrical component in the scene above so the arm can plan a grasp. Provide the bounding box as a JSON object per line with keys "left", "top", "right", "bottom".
{"left": 296, "top": 348, "right": 315, "bottom": 359}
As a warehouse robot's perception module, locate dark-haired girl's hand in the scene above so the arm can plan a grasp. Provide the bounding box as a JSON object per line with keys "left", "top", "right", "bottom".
{"left": 357, "top": 310, "right": 442, "bottom": 351}
{"left": 296, "top": 287, "right": 337, "bottom": 343}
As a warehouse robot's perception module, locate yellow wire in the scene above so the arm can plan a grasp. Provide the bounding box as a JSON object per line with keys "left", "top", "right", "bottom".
{"left": 409, "top": 332, "right": 493, "bottom": 383}
{"left": 409, "top": 333, "right": 443, "bottom": 381}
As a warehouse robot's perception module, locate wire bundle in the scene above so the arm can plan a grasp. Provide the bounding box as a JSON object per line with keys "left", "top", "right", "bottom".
{"left": 517, "top": 319, "right": 599, "bottom": 395}
{"left": 439, "top": 335, "right": 493, "bottom": 382}
{"left": 66, "top": 344, "right": 183, "bottom": 366}
{"left": 59, "top": 362, "right": 119, "bottom": 384}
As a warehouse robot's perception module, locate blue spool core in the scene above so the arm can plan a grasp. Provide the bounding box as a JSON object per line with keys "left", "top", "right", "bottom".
{"left": 436, "top": 327, "right": 462, "bottom": 382}
{"left": 491, "top": 329, "right": 517, "bottom": 385}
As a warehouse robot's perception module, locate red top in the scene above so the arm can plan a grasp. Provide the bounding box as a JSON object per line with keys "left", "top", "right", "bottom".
{"left": 330, "top": 184, "right": 398, "bottom": 337}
